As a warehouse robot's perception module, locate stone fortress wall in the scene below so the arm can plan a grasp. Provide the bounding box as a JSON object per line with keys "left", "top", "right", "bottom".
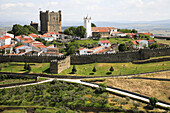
{"left": 0, "top": 48, "right": 170, "bottom": 74}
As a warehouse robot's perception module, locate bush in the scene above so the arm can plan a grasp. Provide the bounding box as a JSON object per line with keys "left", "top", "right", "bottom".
{"left": 92, "top": 67, "right": 96, "bottom": 72}
{"left": 149, "top": 97, "right": 158, "bottom": 107}
{"left": 109, "top": 66, "right": 114, "bottom": 72}
{"left": 72, "top": 65, "right": 77, "bottom": 74}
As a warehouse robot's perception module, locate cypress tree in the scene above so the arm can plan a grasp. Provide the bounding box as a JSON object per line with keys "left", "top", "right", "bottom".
{"left": 110, "top": 66, "right": 114, "bottom": 72}
{"left": 92, "top": 67, "right": 96, "bottom": 72}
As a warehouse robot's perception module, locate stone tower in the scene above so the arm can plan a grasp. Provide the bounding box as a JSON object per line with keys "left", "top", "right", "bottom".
{"left": 40, "top": 10, "right": 62, "bottom": 34}
{"left": 84, "top": 16, "right": 92, "bottom": 38}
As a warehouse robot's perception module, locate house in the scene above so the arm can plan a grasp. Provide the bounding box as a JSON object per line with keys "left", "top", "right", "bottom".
{"left": 112, "top": 32, "right": 127, "bottom": 37}
{"left": 139, "top": 33, "right": 154, "bottom": 38}
{"left": 125, "top": 33, "right": 137, "bottom": 38}
{"left": 98, "top": 40, "right": 111, "bottom": 48}
{"left": 0, "top": 36, "right": 11, "bottom": 47}
{"left": 92, "top": 46, "right": 105, "bottom": 53}
{"left": 40, "top": 35, "right": 54, "bottom": 41}
{"left": 15, "top": 45, "right": 32, "bottom": 54}
{"left": 0, "top": 44, "right": 14, "bottom": 54}
{"left": 78, "top": 48, "right": 93, "bottom": 55}
{"left": 44, "top": 48, "right": 59, "bottom": 55}
{"left": 132, "top": 40, "right": 148, "bottom": 49}
{"left": 1, "top": 33, "right": 14, "bottom": 39}
{"left": 28, "top": 33, "right": 39, "bottom": 39}
{"left": 92, "top": 27, "right": 118, "bottom": 38}
{"left": 44, "top": 32, "right": 60, "bottom": 40}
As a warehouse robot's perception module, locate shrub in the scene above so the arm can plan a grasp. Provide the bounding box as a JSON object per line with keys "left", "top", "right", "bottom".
{"left": 149, "top": 97, "right": 158, "bottom": 107}
{"left": 92, "top": 67, "right": 96, "bottom": 72}
{"left": 109, "top": 66, "right": 114, "bottom": 72}
{"left": 72, "top": 65, "right": 77, "bottom": 73}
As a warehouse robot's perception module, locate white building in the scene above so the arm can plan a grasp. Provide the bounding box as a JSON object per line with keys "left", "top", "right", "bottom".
{"left": 40, "top": 35, "right": 54, "bottom": 41}
{"left": 78, "top": 48, "right": 93, "bottom": 55}
{"left": 0, "top": 36, "right": 11, "bottom": 47}
{"left": 84, "top": 16, "right": 92, "bottom": 38}
{"left": 132, "top": 40, "right": 148, "bottom": 49}
{"left": 15, "top": 45, "right": 32, "bottom": 54}
{"left": 98, "top": 40, "right": 111, "bottom": 48}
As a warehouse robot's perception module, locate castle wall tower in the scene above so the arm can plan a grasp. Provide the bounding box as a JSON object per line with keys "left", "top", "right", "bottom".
{"left": 30, "top": 21, "right": 39, "bottom": 31}
{"left": 84, "top": 16, "right": 92, "bottom": 38}
{"left": 40, "top": 10, "right": 62, "bottom": 34}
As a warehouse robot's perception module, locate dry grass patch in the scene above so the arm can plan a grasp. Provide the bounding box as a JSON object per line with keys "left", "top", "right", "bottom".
{"left": 138, "top": 71, "right": 170, "bottom": 79}
{"left": 101, "top": 78, "right": 170, "bottom": 103}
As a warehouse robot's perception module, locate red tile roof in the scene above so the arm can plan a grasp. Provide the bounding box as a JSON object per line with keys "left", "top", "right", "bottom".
{"left": 92, "top": 46, "right": 103, "bottom": 50}
{"left": 93, "top": 30, "right": 109, "bottom": 33}
{"left": 92, "top": 27, "right": 117, "bottom": 32}
{"left": 147, "top": 40, "right": 155, "bottom": 43}
{"left": 99, "top": 40, "right": 110, "bottom": 43}
{"left": 29, "top": 33, "right": 39, "bottom": 38}
{"left": 34, "top": 45, "right": 47, "bottom": 48}
{"left": 45, "top": 32, "right": 60, "bottom": 35}
{"left": 96, "top": 49, "right": 109, "bottom": 53}
{"left": 78, "top": 48, "right": 86, "bottom": 51}
{"left": 132, "top": 40, "right": 143, "bottom": 45}
{"left": 139, "top": 33, "right": 153, "bottom": 36}
{"left": 0, "top": 44, "right": 14, "bottom": 49}
{"left": 15, "top": 45, "right": 25, "bottom": 49}
{"left": 0, "top": 36, "right": 11, "bottom": 40}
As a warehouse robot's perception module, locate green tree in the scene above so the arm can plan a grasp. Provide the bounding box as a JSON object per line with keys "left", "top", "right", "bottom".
{"left": 24, "top": 63, "right": 28, "bottom": 70}
{"left": 72, "top": 65, "right": 77, "bottom": 74}
{"left": 27, "top": 64, "right": 31, "bottom": 72}
{"left": 76, "top": 26, "right": 86, "bottom": 38}
{"left": 150, "top": 43, "right": 159, "bottom": 49}
{"left": 109, "top": 66, "right": 114, "bottom": 72}
{"left": 92, "top": 67, "right": 96, "bottom": 72}
{"left": 91, "top": 23, "right": 96, "bottom": 27}
{"left": 8, "top": 24, "right": 38, "bottom": 36}
{"left": 64, "top": 27, "right": 77, "bottom": 36}
{"left": 118, "top": 44, "right": 127, "bottom": 52}
{"left": 149, "top": 97, "right": 158, "bottom": 107}
{"left": 67, "top": 46, "right": 77, "bottom": 55}
{"left": 131, "top": 29, "right": 138, "bottom": 33}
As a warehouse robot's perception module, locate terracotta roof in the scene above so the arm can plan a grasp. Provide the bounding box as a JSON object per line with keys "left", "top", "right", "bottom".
{"left": 34, "top": 45, "right": 47, "bottom": 48}
{"left": 0, "top": 44, "right": 14, "bottom": 49}
{"left": 99, "top": 40, "right": 110, "bottom": 43}
{"left": 29, "top": 33, "right": 39, "bottom": 38}
{"left": 92, "top": 46, "right": 103, "bottom": 50}
{"left": 78, "top": 48, "right": 86, "bottom": 51}
{"left": 147, "top": 40, "right": 155, "bottom": 43}
{"left": 47, "top": 48, "right": 58, "bottom": 50}
{"left": 22, "top": 40, "right": 34, "bottom": 43}
{"left": 41, "top": 35, "right": 53, "bottom": 37}
{"left": 96, "top": 49, "right": 109, "bottom": 53}
{"left": 15, "top": 45, "right": 25, "bottom": 49}
{"left": 139, "top": 33, "right": 153, "bottom": 36}
{"left": 132, "top": 40, "right": 143, "bottom": 45}
{"left": 93, "top": 30, "right": 109, "bottom": 33}
{"left": 92, "top": 27, "right": 117, "bottom": 32}
{"left": 0, "top": 36, "right": 11, "bottom": 40}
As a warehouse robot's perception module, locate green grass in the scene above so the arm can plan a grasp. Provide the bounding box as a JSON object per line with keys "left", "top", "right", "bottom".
{"left": 2, "top": 109, "right": 26, "bottom": 113}
{"left": 59, "top": 61, "right": 170, "bottom": 76}
{"left": 1, "top": 61, "right": 170, "bottom": 77}
{"left": 69, "top": 38, "right": 133, "bottom": 45}
{"left": 0, "top": 79, "right": 35, "bottom": 85}
{"left": 0, "top": 62, "right": 50, "bottom": 74}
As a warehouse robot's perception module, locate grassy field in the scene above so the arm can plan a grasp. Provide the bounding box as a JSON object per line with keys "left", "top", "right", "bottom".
{"left": 69, "top": 38, "right": 133, "bottom": 45}
{"left": 60, "top": 61, "right": 170, "bottom": 76}
{"left": 2, "top": 109, "right": 26, "bottom": 113}
{"left": 0, "top": 79, "right": 34, "bottom": 85}
{"left": 96, "top": 72, "right": 170, "bottom": 103}
{"left": 155, "top": 39, "right": 170, "bottom": 45}
{"left": 0, "top": 62, "right": 50, "bottom": 74}
{"left": 1, "top": 61, "right": 170, "bottom": 76}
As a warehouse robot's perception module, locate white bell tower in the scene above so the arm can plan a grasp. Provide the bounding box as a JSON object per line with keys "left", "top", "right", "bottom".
{"left": 84, "top": 15, "right": 92, "bottom": 38}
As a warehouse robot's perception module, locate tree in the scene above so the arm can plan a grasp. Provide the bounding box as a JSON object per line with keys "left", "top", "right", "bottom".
{"left": 150, "top": 43, "right": 159, "bottom": 49}
{"left": 118, "top": 44, "right": 127, "bottom": 52}
{"left": 67, "top": 46, "right": 77, "bottom": 55}
{"left": 109, "top": 66, "right": 114, "bottom": 72}
{"left": 72, "top": 65, "right": 77, "bottom": 74}
{"left": 8, "top": 24, "right": 38, "bottom": 36}
{"left": 92, "top": 67, "right": 96, "bottom": 72}
{"left": 24, "top": 63, "right": 28, "bottom": 70}
{"left": 149, "top": 97, "right": 158, "bottom": 107}
{"left": 91, "top": 23, "right": 96, "bottom": 27}
{"left": 27, "top": 64, "right": 31, "bottom": 72}
{"left": 76, "top": 26, "right": 86, "bottom": 38}
{"left": 131, "top": 29, "right": 138, "bottom": 33}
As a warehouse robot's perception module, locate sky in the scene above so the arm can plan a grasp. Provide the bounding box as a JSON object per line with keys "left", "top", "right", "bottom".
{"left": 0, "top": 0, "right": 170, "bottom": 25}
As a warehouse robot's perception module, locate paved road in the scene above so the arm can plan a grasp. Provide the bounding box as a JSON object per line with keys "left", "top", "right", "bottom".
{"left": 0, "top": 78, "right": 54, "bottom": 89}
{"left": 57, "top": 79, "right": 170, "bottom": 108}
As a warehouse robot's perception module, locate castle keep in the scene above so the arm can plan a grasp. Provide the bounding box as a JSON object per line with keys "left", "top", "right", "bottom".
{"left": 40, "top": 10, "right": 62, "bottom": 34}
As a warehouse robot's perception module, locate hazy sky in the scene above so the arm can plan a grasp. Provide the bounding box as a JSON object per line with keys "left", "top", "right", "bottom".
{"left": 0, "top": 0, "right": 170, "bottom": 24}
